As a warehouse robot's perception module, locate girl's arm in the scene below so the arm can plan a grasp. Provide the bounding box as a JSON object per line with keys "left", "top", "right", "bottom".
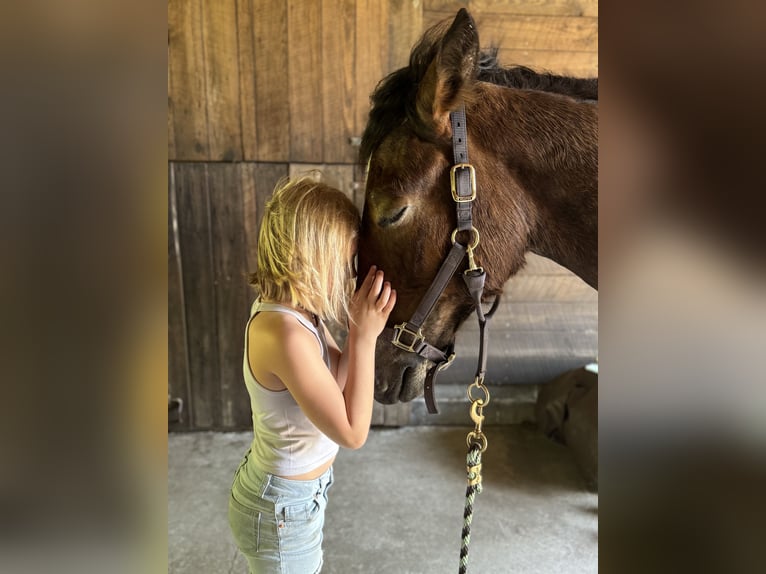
{"left": 265, "top": 267, "right": 395, "bottom": 449}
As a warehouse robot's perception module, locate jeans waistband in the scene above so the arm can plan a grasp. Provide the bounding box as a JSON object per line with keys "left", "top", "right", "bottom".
{"left": 234, "top": 449, "right": 333, "bottom": 507}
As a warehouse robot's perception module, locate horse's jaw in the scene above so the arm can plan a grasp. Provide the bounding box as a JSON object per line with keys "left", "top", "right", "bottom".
{"left": 372, "top": 337, "right": 431, "bottom": 404}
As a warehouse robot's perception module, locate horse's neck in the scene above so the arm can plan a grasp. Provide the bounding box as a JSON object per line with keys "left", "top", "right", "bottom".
{"left": 529, "top": 206, "right": 598, "bottom": 290}
{"left": 480, "top": 86, "right": 598, "bottom": 289}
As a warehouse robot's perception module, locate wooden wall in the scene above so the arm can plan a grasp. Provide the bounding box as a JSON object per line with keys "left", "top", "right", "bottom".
{"left": 168, "top": 0, "right": 598, "bottom": 430}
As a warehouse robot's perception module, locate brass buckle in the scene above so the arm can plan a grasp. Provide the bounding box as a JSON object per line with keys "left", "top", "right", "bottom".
{"left": 450, "top": 163, "right": 477, "bottom": 202}
{"left": 392, "top": 323, "right": 425, "bottom": 353}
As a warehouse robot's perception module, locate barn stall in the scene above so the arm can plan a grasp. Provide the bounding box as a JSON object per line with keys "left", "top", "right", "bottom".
{"left": 169, "top": 1, "right": 597, "bottom": 572}
{"left": 168, "top": 0, "right": 597, "bottom": 430}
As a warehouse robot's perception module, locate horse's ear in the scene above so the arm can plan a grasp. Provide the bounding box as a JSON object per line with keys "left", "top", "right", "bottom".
{"left": 415, "top": 8, "right": 479, "bottom": 135}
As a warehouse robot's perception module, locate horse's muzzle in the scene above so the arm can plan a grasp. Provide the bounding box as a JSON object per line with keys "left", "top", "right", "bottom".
{"left": 373, "top": 337, "right": 429, "bottom": 404}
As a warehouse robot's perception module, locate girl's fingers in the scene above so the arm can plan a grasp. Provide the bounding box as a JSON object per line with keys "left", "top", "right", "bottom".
{"left": 359, "top": 265, "right": 376, "bottom": 290}
{"left": 376, "top": 282, "right": 392, "bottom": 310}
{"left": 383, "top": 289, "right": 397, "bottom": 313}
{"left": 368, "top": 270, "right": 385, "bottom": 300}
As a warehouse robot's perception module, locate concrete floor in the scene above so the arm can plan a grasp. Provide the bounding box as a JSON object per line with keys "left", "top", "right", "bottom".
{"left": 169, "top": 426, "right": 597, "bottom": 573}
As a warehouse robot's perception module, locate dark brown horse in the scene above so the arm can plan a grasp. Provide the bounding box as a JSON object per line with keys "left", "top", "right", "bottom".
{"left": 357, "top": 9, "right": 598, "bottom": 405}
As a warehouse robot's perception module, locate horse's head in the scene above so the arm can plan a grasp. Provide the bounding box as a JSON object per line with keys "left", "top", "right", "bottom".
{"left": 357, "top": 9, "right": 598, "bottom": 404}
{"left": 356, "top": 9, "right": 519, "bottom": 404}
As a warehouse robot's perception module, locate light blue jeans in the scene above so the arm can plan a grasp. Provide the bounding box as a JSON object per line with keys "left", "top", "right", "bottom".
{"left": 229, "top": 451, "right": 334, "bottom": 574}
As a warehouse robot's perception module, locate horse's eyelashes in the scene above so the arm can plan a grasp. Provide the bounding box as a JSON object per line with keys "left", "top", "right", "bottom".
{"left": 377, "top": 206, "right": 409, "bottom": 228}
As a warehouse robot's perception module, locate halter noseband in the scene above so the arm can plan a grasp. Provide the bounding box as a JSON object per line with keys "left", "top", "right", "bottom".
{"left": 382, "top": 105, "right": 500, "bottom": 413}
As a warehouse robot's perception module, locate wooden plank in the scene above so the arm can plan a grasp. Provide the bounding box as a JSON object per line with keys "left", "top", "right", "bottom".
{"left": 287, "top": 1, "right": 323, "bottom": 162}
{"left": 461, "top": 301, "right": 597, "bottom": 332}
{"left": 503, "top": 274, "right": 598, "bottom": 302}
{"left": 167, "top": 49, "right": 176, "bottom": 160}
{"left": 519, "top": 252, "right": 576, "bottom": 274}
{"left": 471, "top": 0, "right": 595, "bottom": 17}
{"left": 424, "top": 0, "right": 468, "bottom": 12}
{"left": 321, "top": 0, "right": 356, "bottom": 164}
{"left": 240, "top": 163, "right": 259, "bottom": 273}
{"left": 168, "top": 0, "right": 209, "bottom": 160}
{"left": 208, "top": 164, "right": 253, "bottom": 428}
{"left": 253, "top": 163, "right": 289, "bottom": 237}
{"left": 168, "top": 164, "right": 190, "bottom": 430}
{"left": 321, "top": 164, "right": 356, "bottom": 202}
{"left": 388, "top": 0, "right": 424, "bottom": 71}
{"left": 288, "top": 163, "right": 324, "bottom": 181}
{"left": 496, "top": 48, "right": 597, "bottom": 76}
{"left": 423, "top": 11, "right": 597, "bottom": 52}
{"left": 287, "top": 164, "right": 355, "bottom": 202}
{"left": 383, "top": 403, "right": 412, "bottom": 426}
{"left": 580, "top": 0, "right": 598, "bottom": 17}
{"left": 371, "top": 402, "right": 385, "bottom": 426}
{"left": 423, "top": 9, "right": 456, "bottom": 31}
{"left": 354, "top": 0, "right": 390, "bottom": 137}
{"left": 474, "top": 14, "right": 597, "bottom": 52}
{"left": 253, "top": 0, "right": 289, "bottom": 161}
{"left": 237, "top": 0, "right": 258, "bottom": 160}
{"left": 444, "top": 329, "right": 598, "bottom": 384}
{"left": 175, "top": 163, "right": 220, "bottom": 428}
{"left": 201, "top": 0, "right": 242, "bottom": 161}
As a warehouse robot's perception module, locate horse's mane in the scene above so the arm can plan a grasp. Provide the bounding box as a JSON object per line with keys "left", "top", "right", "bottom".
{"left": 360, "top": 22, "right": 598, "bottom": 164}
{"left": 478, "top": 48, "right": 598, "bottom": 102}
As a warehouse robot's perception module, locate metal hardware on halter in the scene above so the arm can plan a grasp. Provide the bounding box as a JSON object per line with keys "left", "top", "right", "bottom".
{"left": 391, "top": 323, "right": 425, "bottom": 353}
{"left": 465, "top": 249, "right": 483, "bottom": 275}
{"left": 451, "top": 226, "right": 480, "bottom": 249}
{"left": 437, "top": 352, "right": 456, "bottom": 371}
{"left": 451, "top": 226, "right": 484, "bottom": 274}
{"left": 450, "top": 163, "right": 477, "bottom": 202}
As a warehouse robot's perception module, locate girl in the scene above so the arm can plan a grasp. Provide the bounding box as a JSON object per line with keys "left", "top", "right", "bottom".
{"left": 228, "top": 176, "right": 396, "bottom": 573}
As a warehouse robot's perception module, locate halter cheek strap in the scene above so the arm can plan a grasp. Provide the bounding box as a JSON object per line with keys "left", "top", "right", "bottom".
{"left": 387, "top": 105, "right": 501, "bottom": 414}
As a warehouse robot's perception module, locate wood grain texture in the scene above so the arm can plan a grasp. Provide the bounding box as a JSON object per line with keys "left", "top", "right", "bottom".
{"left": 240, "top": 162, "right": 259, "bottom": 273}
{"left": 201, "top": 0, "right": 242, "bottom": 161}
{"left": 288, "top": 1, "right": 323, "bottom": 162}
{"left": 167, "top": 49, "right": 176, "bottom": 160}
{"left": 424, "top": 0, "right": 468, "bottom": 12}
{"left": 168, "top": 164, "right": 190, "bottom": 429}
{"left": 168, "top": 0, "right": 209, "bottom": 160}
{"left": 388, "top": 0, "right": 424, "bottom": 71}
{"left": 175, "top": 163, "right": 220, "bottom": 428}
{"left": 322, "top": 0, "right": 356, "bottom": 163}
{"left": 253, "top": 163, "right": 289, "bottom": 237}
{"left": 287, "top": 163, "right": 355, "bottom": 202}
{"left": 237, "top": 0, "right": 258, "bottom": 160}
{"left": 496, "top": 48, "right": 597, "bottom": 76}
{"left": 254, "top": 0, "right": 289, "bottom": 161}
{"left": 504, "top": 274, "right": 597, "bottom": 302}
{"left": 424, "top": 11, "right": 597, "bottom": 52}
{"left": 208, "top": 164, "right": 252, "bottom": 428}
{"left": 473, "top": 14, "right": 597, "bottom": 52}
{"left": 471, "top": 0, "right": 594, "bottom": 17}
{"left": 354, "top": 0, "right": 390, "bottom": 137}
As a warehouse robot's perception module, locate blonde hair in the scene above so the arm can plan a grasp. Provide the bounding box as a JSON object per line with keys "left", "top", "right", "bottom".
{"left": 250, "top": 175, "right": 360, "bottom": 324}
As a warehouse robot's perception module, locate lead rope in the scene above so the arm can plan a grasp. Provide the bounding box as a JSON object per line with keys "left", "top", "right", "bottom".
{"left": 460, "top": 376, "right": 490, "bottom": 574}
{"left": 458, "top": 266, "right": 500, "bottom": 573}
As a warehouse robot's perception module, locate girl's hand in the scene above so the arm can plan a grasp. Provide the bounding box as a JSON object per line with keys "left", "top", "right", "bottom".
{"left": 349, "top": 266, "right": 396, "bottom": 341}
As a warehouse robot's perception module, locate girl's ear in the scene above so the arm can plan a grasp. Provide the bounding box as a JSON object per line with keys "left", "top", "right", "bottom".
{"left": 414, "top": 8, "right": 480, "bottom": 135}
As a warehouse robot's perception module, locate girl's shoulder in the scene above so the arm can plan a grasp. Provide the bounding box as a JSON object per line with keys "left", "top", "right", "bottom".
{"left": 249, "top": 309, "right": 322, "bottom": 357}
{"left": 247, "top": 310, "right": 323, "bottom": 390}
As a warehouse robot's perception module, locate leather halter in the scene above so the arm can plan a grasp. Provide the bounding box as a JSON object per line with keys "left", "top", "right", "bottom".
{"left": 381, "top": 105, "right": 501, "bottom": 413}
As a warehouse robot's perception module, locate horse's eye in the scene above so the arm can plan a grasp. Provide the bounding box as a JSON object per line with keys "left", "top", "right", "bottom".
{"left": 377, "top": 206, "right": 409, "bottom": 228}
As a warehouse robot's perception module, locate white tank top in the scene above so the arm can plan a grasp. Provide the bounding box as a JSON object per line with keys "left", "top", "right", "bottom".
{"left": 243, "top": 299, "right": 339, "bottom": 476}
